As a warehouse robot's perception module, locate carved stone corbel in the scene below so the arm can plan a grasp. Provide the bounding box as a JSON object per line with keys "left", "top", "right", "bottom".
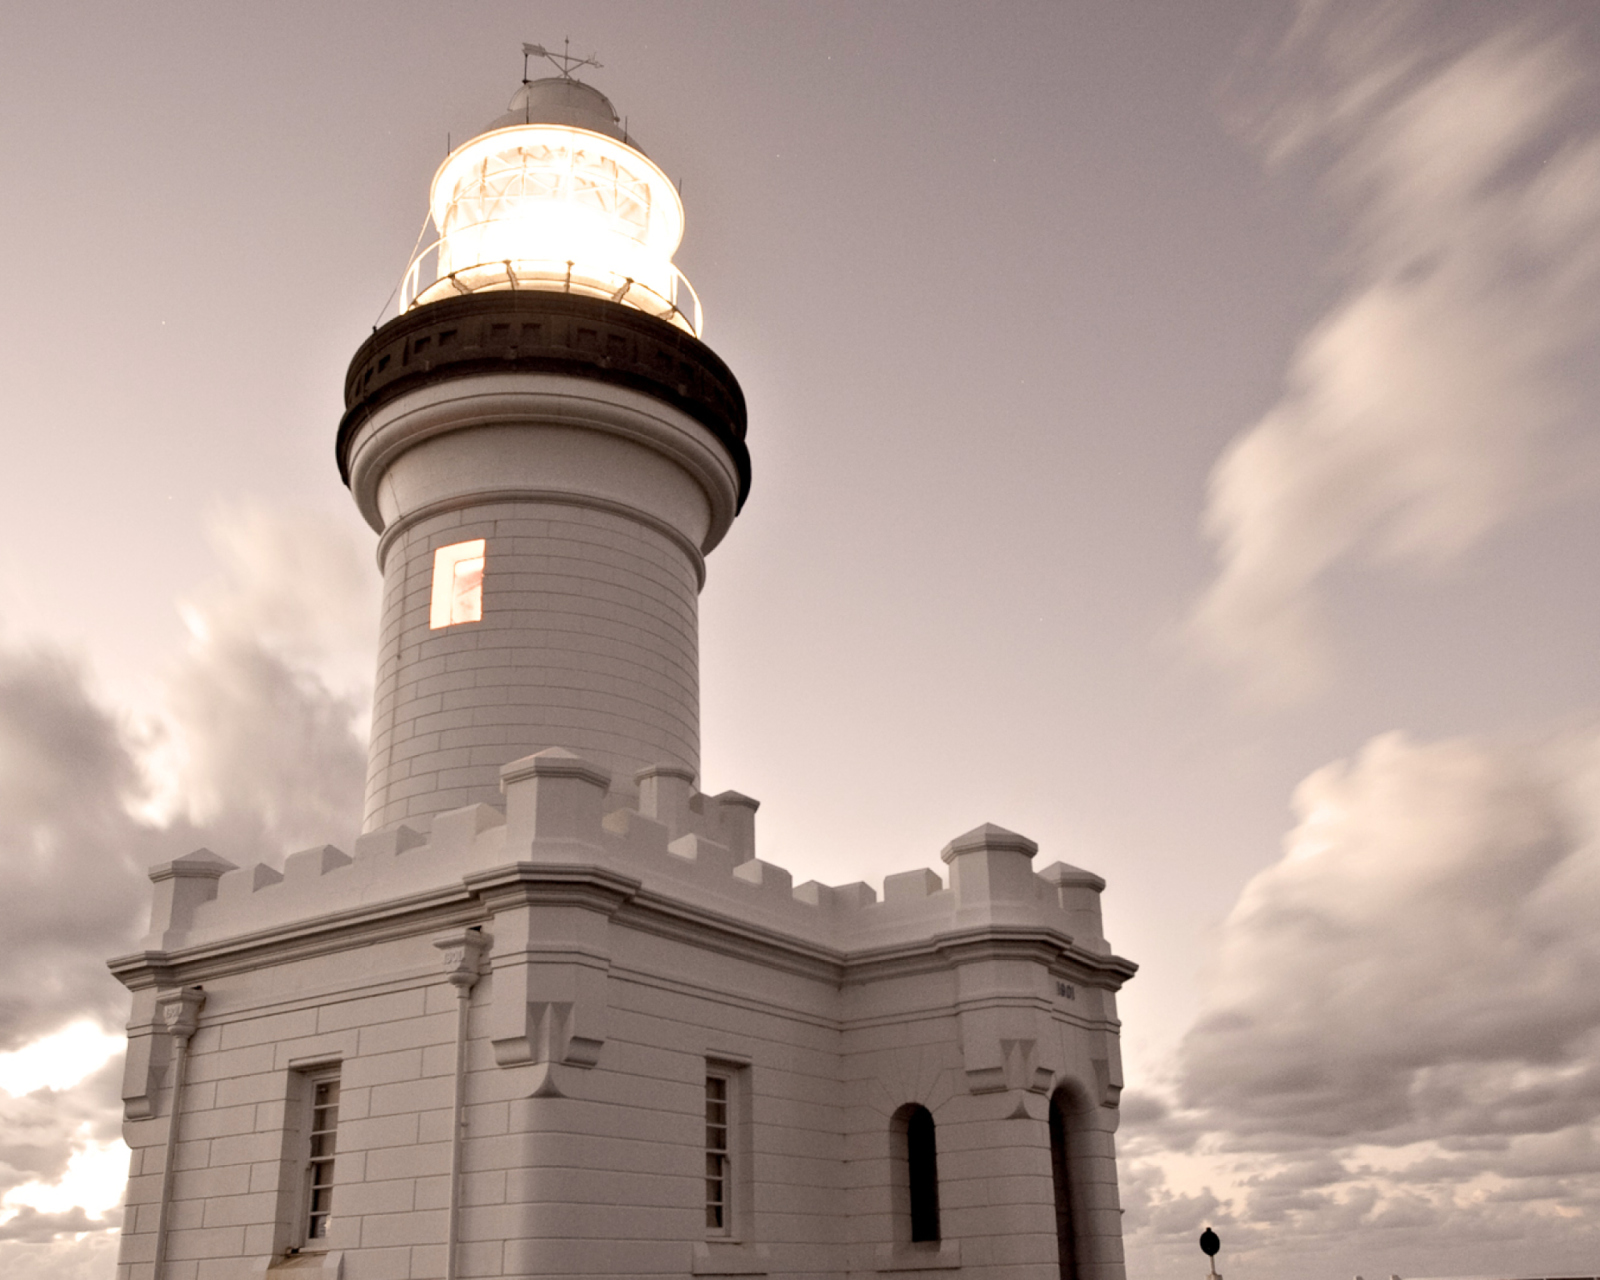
{"left": 122, "top": 986, "right": 205, "bottom": 1121}
{"left": 434, "top": 928, "right": 491, "bottom": 993}
{"left": 159, "top": 987, "right": 206, "bottom": 1043}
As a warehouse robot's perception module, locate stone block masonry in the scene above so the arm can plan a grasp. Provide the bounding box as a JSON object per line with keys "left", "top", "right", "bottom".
{"left": 112, "top": 747, "right": 1136, "bottom": 1280}
{"left": 365, "top": 502, "right": 703, "bottom": 830}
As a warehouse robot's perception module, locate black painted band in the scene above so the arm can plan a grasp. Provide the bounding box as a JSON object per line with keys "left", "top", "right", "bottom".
{"left": 338, "top": 291, "right": 750, "bottom": 509}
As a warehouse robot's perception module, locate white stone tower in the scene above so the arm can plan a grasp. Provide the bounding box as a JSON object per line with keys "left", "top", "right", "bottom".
{"left": 337, "top": 74, "right": 747, "bottom": 831}
{"left": 113, "top": 68, "right": 1137, "bottom": 1280}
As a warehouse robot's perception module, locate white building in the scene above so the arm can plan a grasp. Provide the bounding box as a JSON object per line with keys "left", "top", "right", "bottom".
{"left": 112, "top": 71, "right": 1137, "bottom": 1280}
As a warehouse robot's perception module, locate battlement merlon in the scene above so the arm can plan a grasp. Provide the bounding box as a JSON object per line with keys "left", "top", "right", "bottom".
{"left": 111, "top": 747, "right": 1136, "bottom": 990}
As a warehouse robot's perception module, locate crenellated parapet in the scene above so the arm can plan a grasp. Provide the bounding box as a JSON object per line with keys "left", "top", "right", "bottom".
{"left": 118, "top": 747, "right": 1130, "bottom": 978}
{"left": 112, "top": 747, "right": 1134, "bottom": 1120}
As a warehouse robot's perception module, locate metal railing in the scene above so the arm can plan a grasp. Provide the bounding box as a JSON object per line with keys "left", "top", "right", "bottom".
{"left": 397, "top": 239, "right": 703, "bottom": 337}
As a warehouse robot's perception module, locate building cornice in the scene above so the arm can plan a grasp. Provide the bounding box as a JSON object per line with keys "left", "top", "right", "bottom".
{"left": 109, "top": 860, "right": 1137, "bottom": 994}
{"left": 109, "top": 883, "right": 488, "bottom": 989}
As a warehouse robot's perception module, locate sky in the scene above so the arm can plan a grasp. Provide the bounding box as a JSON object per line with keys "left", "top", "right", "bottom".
{"left": 1, "top": 1, "right": 1599, "bottom": 1276}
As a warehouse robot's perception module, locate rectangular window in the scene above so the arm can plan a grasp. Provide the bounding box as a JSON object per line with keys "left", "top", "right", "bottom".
{"left": 702, "top": 1059, "right": 753, "bottom": 1241}
{"left": 429, "top": 539, "right": 486, "bottom": 629}
{"left": 705, "top": 1073, "right": 730, "bottom": 1233}
{"left": 302, "top": 1068, "right": 340, "bottom": 1243}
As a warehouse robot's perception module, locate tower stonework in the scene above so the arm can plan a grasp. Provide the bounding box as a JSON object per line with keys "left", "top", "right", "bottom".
{"left": 340, "top": 291, "right": 748, "bottom": 830}
{"left": 112, "top": 74, "right": 1136, "bottom": 1280}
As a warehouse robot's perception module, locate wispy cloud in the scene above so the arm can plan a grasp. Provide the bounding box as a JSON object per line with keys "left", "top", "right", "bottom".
{"left": 150, "top": 502, "right": 375, "bottom": 856}
{"left": 1192, "top": 5, "right": 1600, "bottom": 701}
{"left": 1132, "top": 8, "right": 1600, "bottom": 1273}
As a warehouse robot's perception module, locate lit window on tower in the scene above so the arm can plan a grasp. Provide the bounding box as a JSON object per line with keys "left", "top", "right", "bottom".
{"left": 430, "top": 540, "right": 486, "bottom": 629}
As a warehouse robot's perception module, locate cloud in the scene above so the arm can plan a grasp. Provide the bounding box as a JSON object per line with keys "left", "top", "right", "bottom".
{"left": 1192, "top": 5, "right": 1600, "bottom": 701}
{"left": 0, "top": 1057, "right": 126, "bottom": 1268}
{"left": 1180, "top": 729, "right": 1600, "bottom": 1144}
{"left": 150, "top": 502, "right": 376, "bottom": 858}
{"left": 0, "top": 502, "right": 376, "bottom": 1252}
{"left": 0, "top": 1208, "right": 110, "bottom": 1246}
{"left": 0, "top": 1232, "right": 121, "bottom": 1280}
{"left": 0, "top": 645, "right": 156, "bottom": 1048}
{"left": 158, "top": 633, "right": 368, "bottom": 858}
{"left": 1122, "top": 725, "right": 1600, "bottom": 1276}
{"left": 1120, "top": 1160, "right": 1233, "bottom": 1241}
{"left": 0, "top": 1024, "right": 123, "bottom": 1100}
{"left": 181, "top": 502, "right": 377, "bottom": 698}
{"left": 1145, "top": 9, "right": 1600, "bottom": 1269}
{"left": 0, "top": 504, "right": 375, "bottom": 1051}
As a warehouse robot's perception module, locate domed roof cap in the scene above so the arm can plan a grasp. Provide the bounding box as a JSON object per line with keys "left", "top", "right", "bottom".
{"left": 484, "top": 77, "right": 630, "bottom": 144}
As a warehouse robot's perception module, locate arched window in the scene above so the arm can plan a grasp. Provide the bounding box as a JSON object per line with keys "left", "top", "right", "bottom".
{"left": 1049, "top": 1089, "right": 1080, "bottom": 1280}
{"left": 891, "top": 1104, "right": 941, "bottom": 1243}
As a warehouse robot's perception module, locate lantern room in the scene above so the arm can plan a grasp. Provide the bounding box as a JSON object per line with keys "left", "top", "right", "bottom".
{"left": 401, "top": 76, "right": 700, "bottom": 334}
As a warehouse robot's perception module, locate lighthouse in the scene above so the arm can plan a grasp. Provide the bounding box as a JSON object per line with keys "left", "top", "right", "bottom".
{"left": 337, "top": 70, "right": 747, "bottom": 831}
{"left": 113, "top": 63, "right": 1136, "bottom": 1280}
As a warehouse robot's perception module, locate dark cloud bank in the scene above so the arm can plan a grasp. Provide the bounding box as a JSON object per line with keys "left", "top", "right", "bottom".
{"left": 0, "top": 508, "right": 371, "bottom": 1269}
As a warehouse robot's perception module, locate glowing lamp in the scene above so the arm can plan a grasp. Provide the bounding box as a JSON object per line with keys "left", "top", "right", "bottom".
{"left": 402, "top": 78, "right": 700, "bottom": 334}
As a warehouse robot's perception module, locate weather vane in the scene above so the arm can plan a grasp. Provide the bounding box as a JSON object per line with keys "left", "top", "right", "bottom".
{"left": 522, "top": 38, "right": 602, "bottom": 84}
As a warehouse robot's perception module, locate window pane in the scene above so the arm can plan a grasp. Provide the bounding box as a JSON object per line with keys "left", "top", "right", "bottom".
{"left": 705, "top": 1075, "right": 730, "bottom": 1236}
{"left": 450, "top": 557, "right": 484, "bottom": 624}
{"left": 430, "top": 540, "right": 487, "bottom": 629}
{"left": 907, "top": 1105, "right": 941, "bottom": 1243}
{"left": 304, "top": 1070, "right": 341, "bottom": 1244}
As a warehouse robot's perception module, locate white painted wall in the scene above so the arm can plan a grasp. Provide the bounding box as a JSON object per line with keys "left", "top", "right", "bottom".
{"left": 115, "top": 756, "right": 1133, "bottom": 1280}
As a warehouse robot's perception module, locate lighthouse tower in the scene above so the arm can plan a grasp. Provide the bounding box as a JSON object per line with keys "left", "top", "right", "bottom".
{"left": 113, "top": 66, "right": 1136, "bottom": 1280}
{"left": 337, "top": 72, "right": 747, "bottom": 831}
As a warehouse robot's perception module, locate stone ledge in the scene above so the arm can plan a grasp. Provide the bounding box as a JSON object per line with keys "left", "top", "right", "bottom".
{"left": 874, "top": 1239, "right": 961, "bottom": 1271}
{"left": 255, "top": 1250, "right": 343, "bottom": 1278}
{"left": 691, "top": 1239, "right": 770, "bottom": 1275}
